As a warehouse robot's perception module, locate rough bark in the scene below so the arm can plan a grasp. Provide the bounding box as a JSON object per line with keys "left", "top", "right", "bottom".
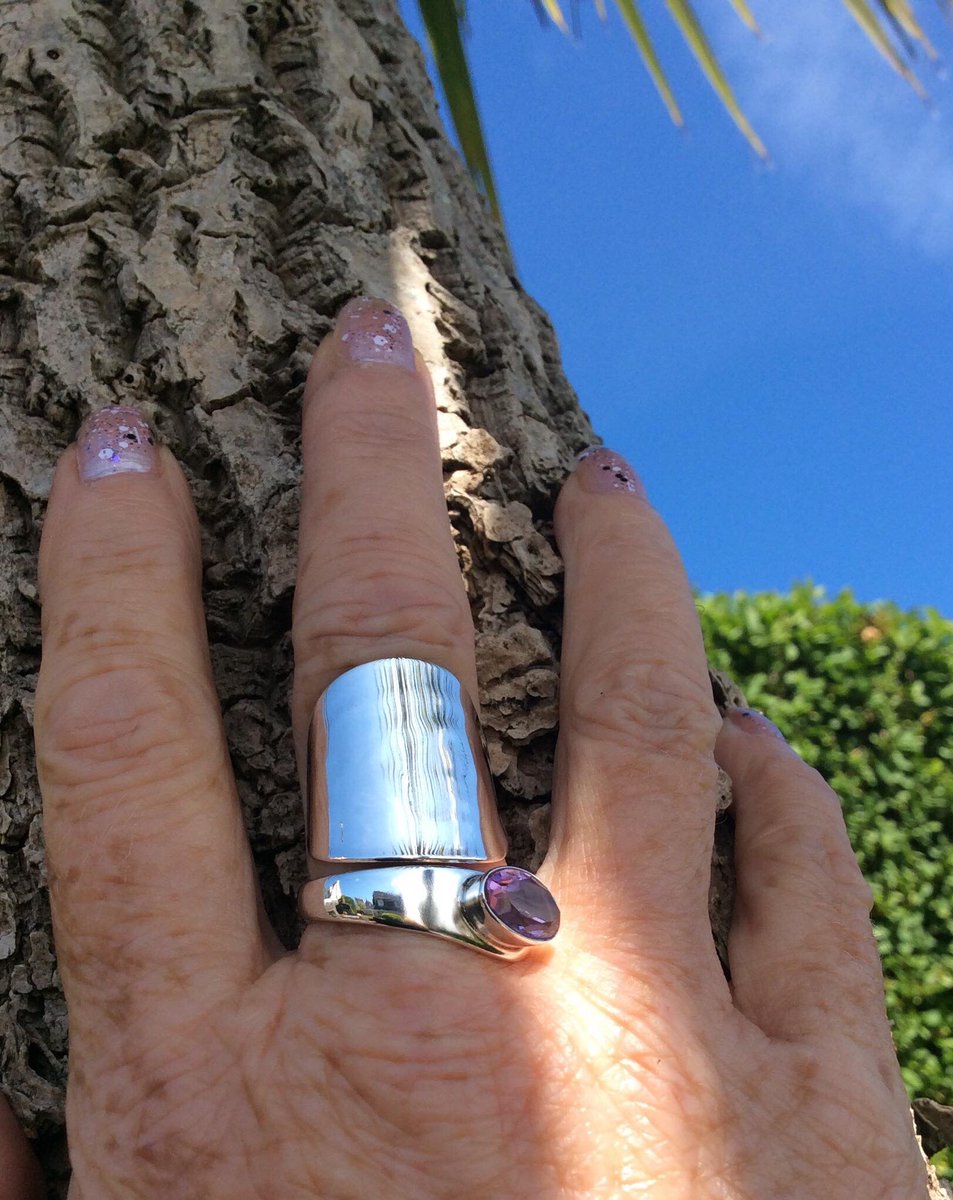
{"left": 0, "top": 0, "right": 942, "bottom": 1194}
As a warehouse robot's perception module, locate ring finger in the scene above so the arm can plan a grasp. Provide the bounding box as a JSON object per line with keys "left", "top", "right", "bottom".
{"left": 549, "top": 449, "right": 726, "bottom": 967}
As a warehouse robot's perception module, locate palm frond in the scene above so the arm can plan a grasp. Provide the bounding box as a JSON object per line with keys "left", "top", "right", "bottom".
{"left": 612, "top": 0, "right": 684, "bottom": 126}
{"left": 550, "top": 0, "right": 766, "bottom": 154}
{"left": 727, "top": 0, "right": 761, "bottom": 34}
{"left": 415, "top": 0, "right": 950, "bottom": 236}
{"left": 877, "top": 0, "right": 938, "bottom": 56}
{"left": 664, "top": 0, "right": 767, "bottom": 156}
{"left": 840, "top": 0, "right": 926, "bottom": 93}
{"left": 541, "top": 0, "right": 571, "bottom": 33}
{"left": 416, "top": 0, "right": 505, "bottom": 230}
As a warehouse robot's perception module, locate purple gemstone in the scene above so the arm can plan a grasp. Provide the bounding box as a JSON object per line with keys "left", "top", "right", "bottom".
{"left": 483, "top": 867, "right": 560, "bottom": 941}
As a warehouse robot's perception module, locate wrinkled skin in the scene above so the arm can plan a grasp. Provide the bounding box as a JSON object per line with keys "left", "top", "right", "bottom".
{"left": 60, "top": 922, "right": 924, "bottom": 1199}
{"left": 7, "top": 297, "right": 929, "bottom": 1199}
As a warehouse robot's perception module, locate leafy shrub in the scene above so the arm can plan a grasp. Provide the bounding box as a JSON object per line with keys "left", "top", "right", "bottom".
{"left": 697, "top": 583, "right": 953, "bottom": 1115}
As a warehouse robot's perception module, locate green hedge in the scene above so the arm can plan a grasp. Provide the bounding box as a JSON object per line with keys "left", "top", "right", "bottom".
{"left": 696, "top": 584, "right": 953, "bottom": 1118}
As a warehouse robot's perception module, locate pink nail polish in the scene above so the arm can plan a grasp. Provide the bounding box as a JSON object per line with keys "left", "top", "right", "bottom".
{"left": 334, "top": 296, "right": 415, "bottom": 371}
{"left": 573, "top": 447, "right": 647, "bottom": 498}
{"left": 76, "top": 405, "right": 157, "bottom": 482}
{"left": 727, "top": 707, "right": 789, "bottom": 744}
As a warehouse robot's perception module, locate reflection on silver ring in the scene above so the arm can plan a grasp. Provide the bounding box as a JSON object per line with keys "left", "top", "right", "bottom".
{"left": 306, "top": 658, "right": 507, "bottom": 872}
{"left": 298, "top": 865, "right": 560, "bottom": 960}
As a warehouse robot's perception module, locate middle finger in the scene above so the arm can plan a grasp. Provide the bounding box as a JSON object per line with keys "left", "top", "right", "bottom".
{"left": 292, "top": 295, "right": 479, "bottom": 824}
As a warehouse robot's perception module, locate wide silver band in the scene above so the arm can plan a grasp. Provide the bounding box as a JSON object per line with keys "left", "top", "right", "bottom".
{"left": 306, "top": 657, "right": 507, "bottom": 873}
{"left": 300, "top": 657, "right": 559, "bottom": 959}
{"left": 298, "top": 865, "right": 557, "bottom": 960}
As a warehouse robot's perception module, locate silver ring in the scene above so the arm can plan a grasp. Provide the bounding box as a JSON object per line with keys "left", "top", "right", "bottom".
{"left": 298, "top": 864, "right": 560, "bottom": 960}
{"left": 298, "top": 656, "right": 560, "bottom": 959}
{"left": 305, "top": 657, "right": 507, "bottom": 872}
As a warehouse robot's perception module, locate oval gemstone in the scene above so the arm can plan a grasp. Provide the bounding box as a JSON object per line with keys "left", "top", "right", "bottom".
{"left": 483, "top": 867, "right": 560, "bottom": 941}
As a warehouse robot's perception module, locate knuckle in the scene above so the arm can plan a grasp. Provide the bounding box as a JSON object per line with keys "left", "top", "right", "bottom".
{"left": 756, "top": 754, "right": 827, "bottom": 796}
{"left": 569, "top": 500, "right": 668, "bottom": 555}
{"left": 744, "top": 815, "right": 873, "bottom": 912}
{"left": 297, "top": 591, "right": 470, "bottom": 669}
{"left": 797, "top": 912, "right": 884, "bottom": 1002}
{"left": 743, "top": 815, "right": 827, "bottom": 876}
{"left": 566, "top": 651, "right": 721, "bottom": 761}
{"left": 294, "top": 539, "right": 471, "bottom": 671}
{"left": 47, "top": 510, "right": 196, "bottom": 593}
{"left": 319, "top": 388, "right": 435, "bottom": 456}
{"left": 36, "top": 663, "right": 213, "bottom": 796}
{"left": 836, "top": 908, "right": 883, "bottom": 975}
{"left": 744, "top": 816, "right": 816, "bottom": 873}
{"left": 824, "top": 828, "right": 876, "bottom": 912}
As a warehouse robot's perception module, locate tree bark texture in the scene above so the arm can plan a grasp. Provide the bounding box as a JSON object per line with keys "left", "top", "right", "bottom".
{"left": 0, "top": 1, "right": 941, "bottom": 1194}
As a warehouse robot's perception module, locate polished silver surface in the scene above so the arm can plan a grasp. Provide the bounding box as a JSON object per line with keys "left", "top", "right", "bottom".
{"left": 307, "top": 658, "right": 507, "bottom": 871}
{"left": 298, "top": 865, "right": 557, "bottom": 960}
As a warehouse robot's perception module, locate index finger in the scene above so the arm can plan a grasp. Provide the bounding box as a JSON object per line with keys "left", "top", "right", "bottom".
{"left": 35, "top": 410, "right": 266, "bottom": 1038}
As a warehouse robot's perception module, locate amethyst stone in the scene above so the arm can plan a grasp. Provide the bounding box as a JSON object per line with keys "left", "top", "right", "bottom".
{"left": 483, "top": 867, "right": 560, "bottom": 941}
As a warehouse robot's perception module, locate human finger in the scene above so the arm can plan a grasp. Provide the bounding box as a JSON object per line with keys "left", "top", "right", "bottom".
{"left": 0, "top": 1093, "right": 43, "bottom": 1200}
{"left": 35, "top": 408, "right": 266, "bottom": 1033}
{"left": 549, "top": 449, "right": 724, "bottom": 956}
{"left": 292, "top": 296, "right": 479, "bottom": 826}
{"left": 715, "top": 709, "right": 894, "bottom": 1048}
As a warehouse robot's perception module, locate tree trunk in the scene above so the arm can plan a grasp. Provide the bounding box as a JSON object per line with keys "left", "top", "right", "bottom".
{"left": 0, "top": 1, "right": 941, "bottom": 1194}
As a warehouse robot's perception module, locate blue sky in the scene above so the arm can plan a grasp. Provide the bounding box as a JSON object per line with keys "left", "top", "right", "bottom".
{"left": 398, "top": 0, "right": 953, "bottom": 618}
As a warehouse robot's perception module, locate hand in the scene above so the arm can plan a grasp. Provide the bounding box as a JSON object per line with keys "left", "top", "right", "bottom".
{"left": 30, "top": 297, "right": 929, "bottom": 1198}
{"left": 0, "top": 1093, "right": 43, "bottom": 1200}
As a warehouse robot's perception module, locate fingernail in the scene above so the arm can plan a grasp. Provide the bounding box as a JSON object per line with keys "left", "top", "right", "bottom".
{"left": 727, "top": 707, "right": 789, "bottom": 744}
{"left": 334, "top": 296, "right": 415, "bottom": 371}
{"left": 76, "top": 405, "right": 157, "bottom": 482}
{"left": 573, "top": 446, "right": 647, "bottom": 498}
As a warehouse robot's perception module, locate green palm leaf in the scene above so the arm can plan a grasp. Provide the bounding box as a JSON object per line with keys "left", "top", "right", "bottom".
{"left": 612, "top": 0, "right": 684, "bottom": 126}
{"left": 416, "top": 0, "right": 505, "bottom": 230}
{"left": 842, "top": 0, "right": 926, "bottom": 93}
{"left": 417, "top": 0, "right": 950, "bottom": 234}
{"left": 540, "top": 0, "right": 570, "bottom": 33}
{"left": 727, "top": 0, "right": 761, "bottom": 34}
{"left": 878, "top": 0, "right": 938, "bottom": 57}
{"left": 664, "top": 0, "right": 767, "bottom": 156}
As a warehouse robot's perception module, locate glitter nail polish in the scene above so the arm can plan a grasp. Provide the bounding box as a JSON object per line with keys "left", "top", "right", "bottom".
{"left": 573, "top": 447, "right": 647, "bottom": 498}
{"left": 76, "top": 405, "right": 157, "bottom": 482}
{"left": 334, "top": 296, "right": 416, "bottom": 371}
